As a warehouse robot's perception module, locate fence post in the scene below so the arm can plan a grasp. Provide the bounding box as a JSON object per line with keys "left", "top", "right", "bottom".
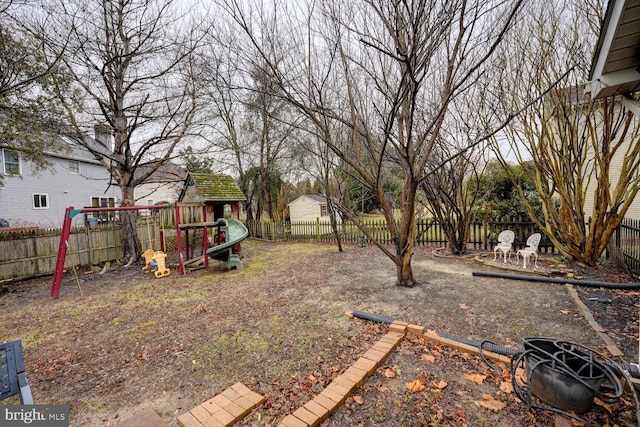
{"left": 316, "top": 217, "right": 320, "bottom": 241}
{"left": 483, "top": 216, "right": 488, "bottom": 251}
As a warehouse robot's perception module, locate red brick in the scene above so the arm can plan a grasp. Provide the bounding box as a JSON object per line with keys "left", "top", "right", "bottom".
{"left": 407, "top": 324, "right": 425, "bottom": 336}
{"left": 210, "top": 408, "right": 235, "bottom": 426}
{"left": 222, "top": 400, "right": 246, "bottom": 419}
{"left": 312, "top": 394, "right": 340, "bottom": 413}
{"left": 244, "top": 390, "right": 265, "bottom": 406}
{"left": 279, "top": 414, "right": 309, "bottom": 427}
{"left": 331, "top": 374, "right": 358, "bottom": 391}
{"left": 202, "top": 399, "right": 224, "bottom": 415}
{"left": 389, "top": 321, "right": 408, "bottom": 333}
{"left": 326, "top": 381, "right": 354, "bottom": 397}
{"left": 362, "top": 348, "right": 387, "bottom": 364}
{"left": 221, "top": 387, "right": 241, "bottom": 402}
{"left": 190, "top": 406, "right": 212, "bottom": 424}
{"left": 210, "top": 394, "right": 233, "bottom": 408}
{"left": 177, "top": 411, "right": 201, "bottom": 427}
{"left": 293, "top": 406, "right": 319, "bottom": 426}
{"left": 352, "top": 357, "right": 377, "bottom": 375}
{"left": 303, "top": 400, "right": 329, "bottom": 423}
{"left": 345, "top": 366, "right": 368, "bottom": 379}
{"left": 234, "top": 395, "right": 257, "bottom": 412}
{"left": 341, "top": 370, "right": 365, "bottom": 387}
{"left": 230, "top": 382, "right": 252, "bottom": 396}
{"left": 320, "top": 387, "right": 347, "bottom": 405}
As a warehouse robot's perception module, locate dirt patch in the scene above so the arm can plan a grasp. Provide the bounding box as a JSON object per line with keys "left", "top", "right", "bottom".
{"left": 0, "top": 240, "right": 637, "bottom": 426}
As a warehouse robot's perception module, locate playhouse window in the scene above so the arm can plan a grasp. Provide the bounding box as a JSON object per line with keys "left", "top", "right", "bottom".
{"left": 320, "top": 205, "right": 328, "bottom": 217}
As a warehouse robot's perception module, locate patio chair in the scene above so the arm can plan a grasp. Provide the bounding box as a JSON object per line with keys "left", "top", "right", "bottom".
{"left": 0, "top": 339, "right": 33, "bottom": 404}
{"left": 493, "top": 230, "right": 515, "bottom": 263}
{"left": 517, "top": 233, "right": 542, "bottom": 269}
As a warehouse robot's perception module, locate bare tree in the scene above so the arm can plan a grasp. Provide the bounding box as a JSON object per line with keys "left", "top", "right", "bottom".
{"left": 35, "top": 0, "right": 204, "bottom": 259}
{"left": 0, "top": 0, "right": 70, "bottom": 181}
{"left": 490, "top": 0, "right": 640, "bottom": 265}
{"left": 218, "top": 0, "right": 522, "bottom": 286}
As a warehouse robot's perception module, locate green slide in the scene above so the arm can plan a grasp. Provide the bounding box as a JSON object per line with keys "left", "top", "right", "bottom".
{"left": 182, "top": 218, "right": 248, "bottom": 270}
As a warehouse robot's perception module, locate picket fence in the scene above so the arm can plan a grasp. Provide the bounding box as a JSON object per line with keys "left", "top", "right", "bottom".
{"left": 1, "top": 216, "right": 639, "bottom": 281}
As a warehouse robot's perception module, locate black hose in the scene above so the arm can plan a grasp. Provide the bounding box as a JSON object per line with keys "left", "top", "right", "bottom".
{"left": 472, "top": 270, "right": 640, "bottom": 290}
{"left": 350, "top": 310, "right": 640, "bottom": 380}
{"left": 352, "top": 310, "right": 394, "bottom": 324}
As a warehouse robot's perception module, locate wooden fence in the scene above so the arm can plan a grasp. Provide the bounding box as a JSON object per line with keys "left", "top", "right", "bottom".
{"left": 2, "top": 215, "right": 639, "bottom": 281}
{"left": 0, "top": 217, "right": 161, "bottom": 281}
{"left": 246, "top": 218, "right": 557, "bottom": 254}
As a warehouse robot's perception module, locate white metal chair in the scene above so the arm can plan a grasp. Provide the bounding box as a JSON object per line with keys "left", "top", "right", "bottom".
{"left": 517, "top": 233, "right": 542, "bottom": 269}
{"left": 493, "top": 230, "right": 515, "bottom": 263}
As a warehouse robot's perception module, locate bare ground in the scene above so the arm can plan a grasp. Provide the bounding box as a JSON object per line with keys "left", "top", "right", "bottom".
{"left": 0, "top": 239, "right": 638, "bottom": 426}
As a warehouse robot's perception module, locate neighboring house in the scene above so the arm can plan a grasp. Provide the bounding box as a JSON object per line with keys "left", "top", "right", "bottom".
{"left": 135, "top": 161, "right": 188, "bottom": 207}
{"left": 585, "top": 0, "right": 640, "bottom": 220}
{"left": 0, "top": 136, "right": 118, "bottom": 228}
{"left": 288, "top": 195, "right": 333, "bottom": 223}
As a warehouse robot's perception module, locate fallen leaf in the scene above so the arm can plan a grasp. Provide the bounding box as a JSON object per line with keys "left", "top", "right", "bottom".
{"left": 459, "top": 303, "right": 468, "bottom": 309}
{"left": 593, "top": 397, "right": 613, "bottom": 414}
{"left": 514, "top": 367, "right": 528, "bottom": 387}
{"left": 383, "top": 367, "right": 397, "bottom": 378}
{"left": 463, "top": 373, "right": 487, "bottom": 385}
{"left": 308, "top": 374, "right": 317, "bottom": 384}
{"left": 378, "top": 386, "right": 389, "bottom": 392}
{"left": 552, "top": 414, "right": 573, "bottom": 427}
{"left": 560, "top": 309, "right": 571, "bottom": 315}
{"left": 421, "top": 353, "right": 436, "bottom": 363}
{"left": 499, "top": 380, "right": 513, "bottom": 394}
{"left": 478, "top": 394, "right": 506, "bottom": 412}
{"left": 353, "top": 395, "right": 363, "bottom": 405}
{"left": 406, "top": 378, "right": 425, "bottom": 392}
{"left": 432, "top": 379, "right": 448, "bottom": 390}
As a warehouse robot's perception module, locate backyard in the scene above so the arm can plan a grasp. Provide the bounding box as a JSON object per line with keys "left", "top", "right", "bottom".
{"left": 0, "top": 239, "right": 638, "bottom": 426}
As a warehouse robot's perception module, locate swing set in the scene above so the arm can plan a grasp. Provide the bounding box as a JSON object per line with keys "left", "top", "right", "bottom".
{"left": 50, "top": 204, "right": 169, "bottom": 299}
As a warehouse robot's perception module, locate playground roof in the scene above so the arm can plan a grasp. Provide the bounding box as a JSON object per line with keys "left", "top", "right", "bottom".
{"left": 181, "top": 173, "right": 246, "bottom": 203}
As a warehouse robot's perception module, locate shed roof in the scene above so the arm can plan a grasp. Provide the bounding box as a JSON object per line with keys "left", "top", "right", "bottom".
{"left": 182, "top": 173, "right": 246, "bottom": 202}
{"left": 288, "top": 194, "right": 327, "bottom": 206}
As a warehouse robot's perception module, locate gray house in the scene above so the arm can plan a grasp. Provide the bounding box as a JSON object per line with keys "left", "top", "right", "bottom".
{"left": 0, "top": 135, "right": 118, "bottom": 228}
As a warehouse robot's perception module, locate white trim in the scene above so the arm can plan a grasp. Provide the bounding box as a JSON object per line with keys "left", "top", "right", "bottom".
{"left": 32, "top": 193, "right": 49, "bottom": 210}
{"left": 590, "top": 0, "right": 626, "bottom": 98}
{"left": 1, "top": 148, "right": 22, "bottom": 176}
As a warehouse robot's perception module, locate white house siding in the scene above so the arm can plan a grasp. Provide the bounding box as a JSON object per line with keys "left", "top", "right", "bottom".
{"left": 582, "top": 113, "right": 640, "bottom": 221}
{"left": 0, "top": 155, "right": 116, "bottom": 228}
{"left": 136, "top": 182, "right": 182, "bottom": 206}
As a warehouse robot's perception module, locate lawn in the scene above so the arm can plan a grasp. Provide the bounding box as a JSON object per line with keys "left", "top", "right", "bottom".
{"left": 0, "top": 239, "right": 637, "bottom": 426}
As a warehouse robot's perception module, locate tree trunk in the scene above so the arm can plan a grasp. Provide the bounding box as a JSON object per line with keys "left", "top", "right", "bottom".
{"left": 120, "top": 186, "right": 142, "bottom": 261}
{"left": 395, "top": 248, "right": 415, "bottom": 287}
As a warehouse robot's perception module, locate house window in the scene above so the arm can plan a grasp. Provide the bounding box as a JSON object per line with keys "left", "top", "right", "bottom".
{"left": 91, "top": 196, "right": 116, "bottom": 208}
{"left": 69, "top": 160, "right": 80, "bottom": 174}
{"left": 2, "top": 149, "right": 21, "bottom": 176}
{"left": 320, "top": 205, "right": 328, "bottom": 217}
{"left": 33, "top": 193, "right": 49, "bottom": 209}
{"left": 90, "top": 196, "right": 116, "bottom": 222}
